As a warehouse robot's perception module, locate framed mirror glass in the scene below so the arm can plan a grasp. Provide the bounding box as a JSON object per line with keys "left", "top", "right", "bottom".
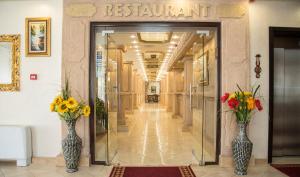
{"left": 0, "top": 35, "right": 20, "bottom": 91}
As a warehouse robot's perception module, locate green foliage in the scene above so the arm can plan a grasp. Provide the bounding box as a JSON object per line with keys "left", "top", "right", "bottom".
{"left": 96, "top": 97, "right": 106, "bottom": 120}
{"left": 62, "top": 79, "right": 71, "bottom": 100}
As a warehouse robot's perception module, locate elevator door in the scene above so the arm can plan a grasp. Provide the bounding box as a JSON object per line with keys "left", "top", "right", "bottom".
{"left": 273, "top": 48, "right": 300, "bottom": 157}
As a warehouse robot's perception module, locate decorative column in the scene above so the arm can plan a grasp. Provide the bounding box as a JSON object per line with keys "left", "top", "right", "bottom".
{"left": 172, "top": 69, "right": 182, "bottom": 119}
{"left": 182, "top": 55, "right": 193, "bottom": 131}
{"left": 122, "top": 62, "right": 134, "bottom": 115}
{"left": 117, "top": 48, "right": 128, "bottom": 132}
{"left": 166, "top": 72, "right": 173, "bottom": 112}
{"left": 159, "top": 78, "right": 166, "bottom": 107}
{"left": 132, "top": 69, "right": 138, "bottom": 109}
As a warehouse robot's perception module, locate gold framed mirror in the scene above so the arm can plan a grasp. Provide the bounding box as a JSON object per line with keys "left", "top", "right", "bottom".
{"left": 0, "top": 34, "right": 20, "bottom": 91}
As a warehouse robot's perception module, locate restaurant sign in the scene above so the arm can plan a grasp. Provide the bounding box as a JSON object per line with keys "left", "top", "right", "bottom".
{"left": 104, "top": 3, "right": 210, "bottom": 18}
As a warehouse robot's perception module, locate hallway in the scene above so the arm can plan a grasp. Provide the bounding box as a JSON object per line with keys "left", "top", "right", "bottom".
{"left": 113, "top": 104, "right": 202, "bottom": 165}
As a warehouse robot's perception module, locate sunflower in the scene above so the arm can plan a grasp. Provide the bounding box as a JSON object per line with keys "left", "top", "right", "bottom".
{"left": 66, "top": 97, "right": 78, "bottom": 109}
{"left": 50, "top": 102, "right": 56, "bottom": 112}
{"left": 70, "top": 107, "right": 78, "bottom": 113}
{"left": 54, "top": 96, "right": 63, "bottom": 105}
{"left": 83, "top": 106, "right": 91, "bottom": 117}
{"left": 57, "top": 102, "right": 69, "bottom": 113}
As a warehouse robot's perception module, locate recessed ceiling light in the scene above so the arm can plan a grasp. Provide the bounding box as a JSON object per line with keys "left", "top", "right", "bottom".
{"left": 172, "top": 35, "right": 179, "bottom": 39}
{"left": 131, "top": 40, "right": 138, "bottom": 44}
{"left": 167, "top": 49, "right": 172, "bottom": 52}
{"left": 130, "top": 35, "right": 136, "bottom": 38}
{"left": 168, "top": 46, "right": 175, "bottom": 49}
{"left": 135, "top": 49, "right": 140, "bottom": 52}
{"left": 133, "top": 45, "right": 139, "bottom": 48}
{"left": 170, "top": 41, "right": 176, "bottom": 44}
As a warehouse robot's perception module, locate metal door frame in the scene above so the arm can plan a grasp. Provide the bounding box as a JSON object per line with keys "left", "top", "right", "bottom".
{"left": 89, "top": 22, "right": 222, "bottom": 165}
{"left": 268, "top": 27, "right": 300, "bottom": 163}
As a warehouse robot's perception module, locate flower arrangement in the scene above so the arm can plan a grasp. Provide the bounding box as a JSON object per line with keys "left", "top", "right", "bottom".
{"left": 221, "top": 85, "right": 263, "bottom": 123}
{"left": 50, "top": 81, "right": 90, "bottom": 120}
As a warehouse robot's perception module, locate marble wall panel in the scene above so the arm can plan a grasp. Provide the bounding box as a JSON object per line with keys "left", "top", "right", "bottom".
{"left": 63, "top": 0, "right": 250, "bottom": 166}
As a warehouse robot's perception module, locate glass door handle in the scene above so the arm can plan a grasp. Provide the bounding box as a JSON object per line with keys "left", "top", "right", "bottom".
{"left": 189, "top": 83, "right": 192, "bottom": 112}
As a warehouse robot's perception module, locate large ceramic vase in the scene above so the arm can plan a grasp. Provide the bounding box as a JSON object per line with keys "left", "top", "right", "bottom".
{"left": 62, "top": 119, "right": 82, "bottom": 173}
{"left": 232, "top": 123, "right": 253, "bottom": 175}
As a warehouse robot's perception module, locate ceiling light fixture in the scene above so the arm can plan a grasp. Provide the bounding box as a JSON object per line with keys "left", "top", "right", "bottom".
{"left": 135, "top": 53, "right": 148, "bottom": 81}
{"left": 172, "top": 35, "right": 179, "bottom": 39}
{"left": 130, "top": 35, "right": 136, "bottom": 38}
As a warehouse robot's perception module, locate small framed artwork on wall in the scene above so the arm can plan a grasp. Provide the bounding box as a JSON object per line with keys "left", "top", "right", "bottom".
{"left": 25, "top": 17, "right": 51, "bottom": 57}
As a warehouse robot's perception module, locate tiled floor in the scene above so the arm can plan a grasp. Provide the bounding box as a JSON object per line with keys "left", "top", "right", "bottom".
{"left": 0, "top": 162, "right": 287, "bottom": 177}
{"left": 0, "top": 104, "right": 288, "bottom": 176}
{"left": 113, "top": 104, "right": 203, "bottom": 165}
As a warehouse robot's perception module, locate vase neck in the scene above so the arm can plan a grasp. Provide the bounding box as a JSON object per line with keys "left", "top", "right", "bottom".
{"left": 65, "top": 120, "right": 76, "bottom": 134}
{"left": 237, "top": 123, "right": 249, "bottom": 140}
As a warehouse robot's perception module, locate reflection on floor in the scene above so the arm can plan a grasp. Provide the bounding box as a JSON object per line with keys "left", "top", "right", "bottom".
{"left": 113, "top": 103, "right": 211, "bottom": 165}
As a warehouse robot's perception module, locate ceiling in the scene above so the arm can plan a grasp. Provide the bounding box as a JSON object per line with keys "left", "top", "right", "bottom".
{"left": 109, "top": 32, "right": 184, "bottom": 81}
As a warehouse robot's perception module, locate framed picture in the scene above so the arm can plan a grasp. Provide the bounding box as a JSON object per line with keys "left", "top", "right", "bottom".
{"left": 151, "top": 86, "right": 156, "bottom": 93}
{"left": 25, "top": 17, "right": 51, "bottom": 56}
{"left": 194, "top": 51, "right": 209, "bottom": 86}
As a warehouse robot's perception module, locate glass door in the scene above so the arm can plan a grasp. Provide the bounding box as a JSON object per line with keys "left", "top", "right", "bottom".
{"left": 191, "top": 32, "right": 206, "bottom": 165}
{"left": 191, "top": 30, "right": 218, "bottom": 164}
{"left": 94, "top": 28, "right": 118, "bottom": 164}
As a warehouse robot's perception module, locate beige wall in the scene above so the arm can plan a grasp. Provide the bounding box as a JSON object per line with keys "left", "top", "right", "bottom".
{"left": 62, "top": 0, "right": 250, "bottom": 165}
{"left": 0, "top": 0, "right": 63, "bottom": 157}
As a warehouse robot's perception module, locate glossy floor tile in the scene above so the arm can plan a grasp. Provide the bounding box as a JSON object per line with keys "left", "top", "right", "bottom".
{"left": 112, "top": 104, "right": 213, "bottom": 165}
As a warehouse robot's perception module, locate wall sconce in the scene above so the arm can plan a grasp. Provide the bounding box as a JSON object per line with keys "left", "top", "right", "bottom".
{"left": 254, "top": 54, "right": 262, "bottom": 78}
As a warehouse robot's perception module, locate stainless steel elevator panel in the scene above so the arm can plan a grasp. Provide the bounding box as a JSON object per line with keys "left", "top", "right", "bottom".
{"left": 273, "top": 48, "right": 285, "bottom": 157}
{"left": 273, "top": 48, "right": 300, "bottom": 157}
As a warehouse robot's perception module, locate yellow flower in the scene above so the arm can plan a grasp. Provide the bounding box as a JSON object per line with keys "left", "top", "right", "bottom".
{"left": 83, "top": 106, "right": 91, "bottom": 117}
{"left": 246, "top": 97, "right": 255, "bottom": 110}
{"left": 66, "top": 97, "right": 78, "bottom": 109}
{"left": 57, "top": 102, "right": 68, "bottom": 113}
{"left": 228, "top": 93, "right": 236, "bottom": 99}
{"left": 70, "top": 108, "right": 77, "bottom": 113}
{"left": 53, "top": 96, "right": 63, "bottom": 105}
{"left": 243, "top": 92, "right": 252, "bottom": 96}
{"left": 50, "top": 103, "right": 56, "bottom": 112}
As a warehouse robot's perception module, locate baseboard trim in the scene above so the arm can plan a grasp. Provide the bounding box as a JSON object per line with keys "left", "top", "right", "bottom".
{"left": 255, "top": 158, "right": 268, "bottom": 165}
{"left": 32, "top": 157, "right": 56, "bottom": 165}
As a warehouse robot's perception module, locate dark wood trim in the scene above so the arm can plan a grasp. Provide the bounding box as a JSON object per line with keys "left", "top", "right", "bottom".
{"left": 89, "top": 22, "right": 222, "bottom": 165}
{"left": 89, "top": 23, "right": 107, "bottom": 165}
{"left": 215, "top": 22, "right": 222, "bottom": 165}
{"left": 268, "top": 27, "right": 274, "bottom": 164}
{"left": 268, "top": 27, "right": 300, "bottom": 164}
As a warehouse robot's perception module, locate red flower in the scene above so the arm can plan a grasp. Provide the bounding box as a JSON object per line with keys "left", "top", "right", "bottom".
{"left": 228, "top": 98, "right": 239, "bottom": 109}
{"left": 221, "top": 93, "right": 230, "bottom": 103}
{"left": 255, "top": 99, "right": 263, "bottom": 111}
